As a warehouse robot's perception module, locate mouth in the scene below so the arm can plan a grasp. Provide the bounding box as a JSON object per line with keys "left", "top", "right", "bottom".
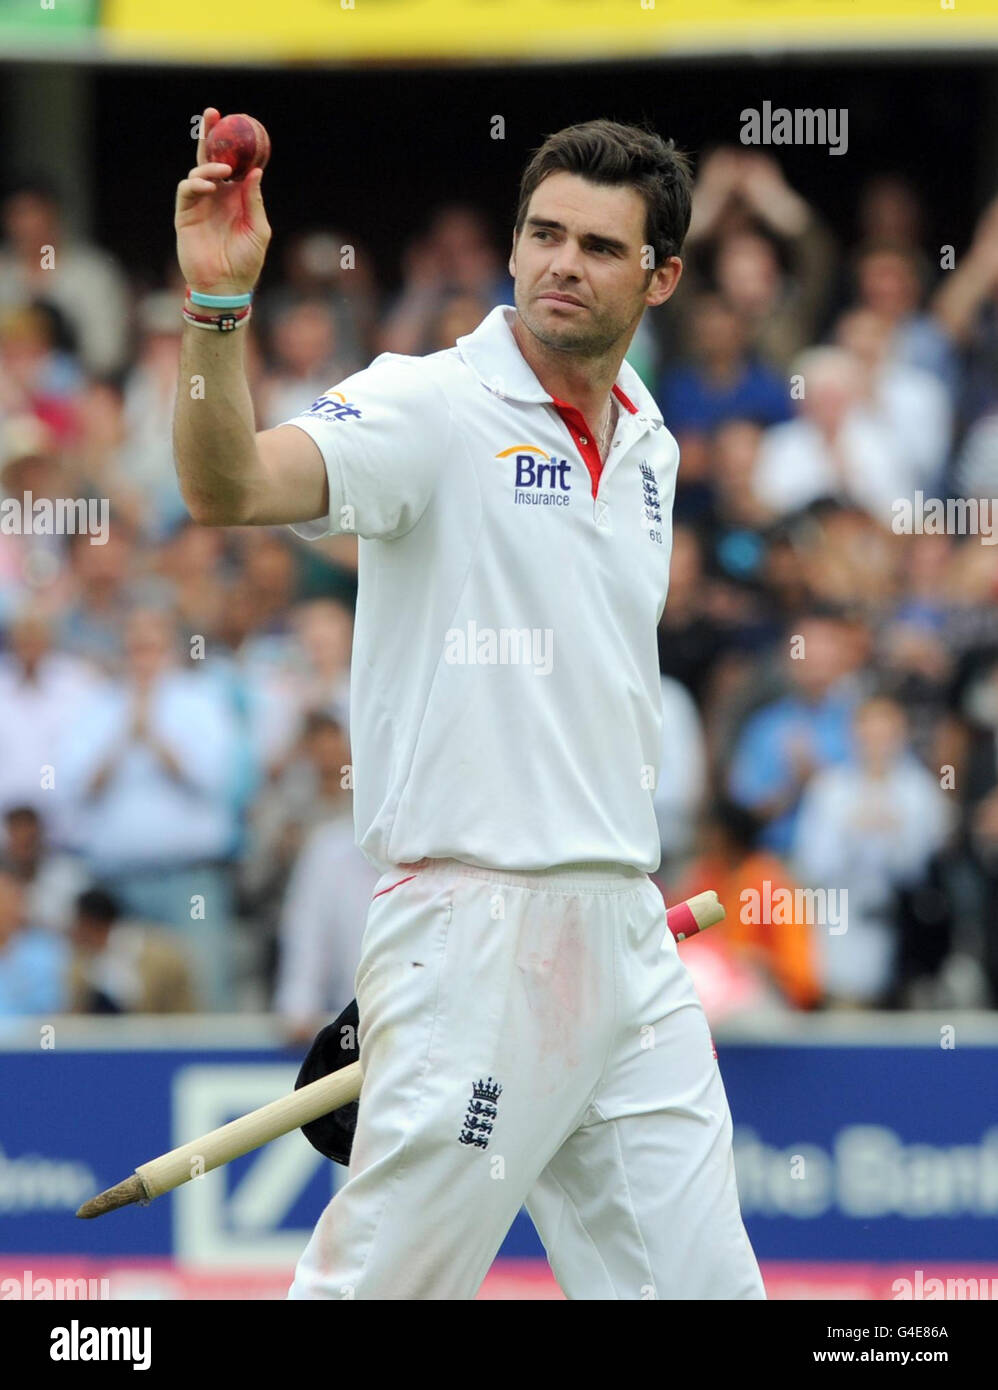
{"left": 538, "top": 293, "right": 586, "bottom": 309}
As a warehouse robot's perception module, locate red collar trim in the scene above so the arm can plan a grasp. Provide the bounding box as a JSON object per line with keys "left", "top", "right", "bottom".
{"left": 548, "top": 386, "right": 638, "bottom": 499}
{"left": 549, "top": 396, "right": 602, "bottom": 500}
{"left": 612, "top": 383, "right": 639, "bottom": 414}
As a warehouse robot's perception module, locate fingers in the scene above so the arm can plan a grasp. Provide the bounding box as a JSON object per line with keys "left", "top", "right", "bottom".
{"left": 187, "top": 161, "right": 238, "bottom": 182}
{"left": 176, "top": 162, "right": 238, "bottom": 207}
{"left": 244, "top": 167, "right": 272, "bottom": 242}
{"left": 195, "top": 107, "right": 219, "bottom": 166}
{"left": 176, "top": 180, "right": 217, "bottom": 207}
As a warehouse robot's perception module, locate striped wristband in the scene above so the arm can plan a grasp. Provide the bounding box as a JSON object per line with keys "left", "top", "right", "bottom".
{"left": 181, "top": 303, "right": 252, "bottom": 332}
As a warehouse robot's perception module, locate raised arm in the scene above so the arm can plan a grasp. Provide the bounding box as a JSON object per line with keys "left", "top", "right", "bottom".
{"left": 173, "top": 107, "right": 328, "bottom": 527}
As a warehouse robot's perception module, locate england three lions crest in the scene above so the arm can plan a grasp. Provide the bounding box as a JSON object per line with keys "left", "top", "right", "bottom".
{"left": 458, "top": 1077, "right": 502, "bottom": 1149}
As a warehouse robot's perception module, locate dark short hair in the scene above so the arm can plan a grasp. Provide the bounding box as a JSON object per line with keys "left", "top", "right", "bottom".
{"left": 709, "top": 798, "right": 762, "bottom": 853}
{"left": 75, "top": 887, "right": 120, "bottom": 925}
{"left": 514, "top": 119, "right": 693, "bottom": 267}
{"left": 852, "top": 239, "right": 931, "bottom": 297}
{"left": 303, "top": 709, "right": 343, "bottom": 739}
{"left": 786, "top": 601, "right": 852, "bottom": 630}
{"left": 2, "top": 175, "right": 61, "bottom": 206}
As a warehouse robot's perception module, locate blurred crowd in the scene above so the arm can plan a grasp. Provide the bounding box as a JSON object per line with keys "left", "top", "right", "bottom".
{"left": 0, "top": 147, "right": 997, "bottom": 1028}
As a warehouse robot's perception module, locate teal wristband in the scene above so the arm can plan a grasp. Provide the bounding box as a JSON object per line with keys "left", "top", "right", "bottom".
{"left": 188, "top": 288, "right": 254, "bottom": 309}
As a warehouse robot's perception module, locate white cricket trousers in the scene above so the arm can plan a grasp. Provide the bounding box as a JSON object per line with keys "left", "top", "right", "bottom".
{"left": 288, "top": 858, "right": 765, "bottom": 1301}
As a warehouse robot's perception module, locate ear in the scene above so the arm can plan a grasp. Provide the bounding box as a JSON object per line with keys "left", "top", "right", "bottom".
{"left": 508, "top": 229, "right": 518, "bottom": 280}
{"left": 646, "top": 256, "right": 683, "bottom": 309}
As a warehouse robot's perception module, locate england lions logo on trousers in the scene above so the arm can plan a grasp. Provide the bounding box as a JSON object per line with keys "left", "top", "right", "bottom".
{"left": 497, "top": 444, "right": 572, "bottom": 508}
{"left": 458, "top": 1077, "right": 503, "bottom": 1148}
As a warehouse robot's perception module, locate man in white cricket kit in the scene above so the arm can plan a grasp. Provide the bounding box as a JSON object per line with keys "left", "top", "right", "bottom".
{"left": 174, "top": 111, "right": 764, "bottom": 1300}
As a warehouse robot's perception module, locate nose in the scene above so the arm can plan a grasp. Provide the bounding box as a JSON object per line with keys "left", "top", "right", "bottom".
{"left": 547, "top": 238, "right": 584, "bottom": 281}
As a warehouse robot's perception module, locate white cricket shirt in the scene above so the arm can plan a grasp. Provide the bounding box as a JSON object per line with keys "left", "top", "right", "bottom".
{"left": 284, "top": 304, "right": 679, "bottom": 873}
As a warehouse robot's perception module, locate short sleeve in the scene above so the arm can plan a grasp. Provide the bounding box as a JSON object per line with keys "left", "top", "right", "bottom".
{"left": 281, "top": 353, "right": 451, "bottom": 541}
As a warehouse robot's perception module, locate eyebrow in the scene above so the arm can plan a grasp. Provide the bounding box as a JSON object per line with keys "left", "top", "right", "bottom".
{"left": 524, "top": 216, "right": 630, "bottom": 254}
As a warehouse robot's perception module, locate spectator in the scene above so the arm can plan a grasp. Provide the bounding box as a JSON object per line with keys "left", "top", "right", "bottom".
{"left": 680, "top": 149, "right": 837, "bottom": 371}
{"left": 956, "top": 653, "right": 998, "bottom": 1004}
{"left": 69, "top": 376, "right": 148, "bottom": 536}
{"left": 855, "top": 174, "right": 926, "bottom": 253}
{"left": 797, "top": 502, "right": 899, "bottom": 614}
{"left": 952, "top": 406, "right": 998, "bottom": 505}
{"left": 658, "top": 293, "right": 792, "bottom": 438}
{"left": 220, "top": 592, "right": 353, "bottom": 779}
{"left": 0, "top": 177, "right": 130, "bottom": 375}
{"left": 240, "top": 711, "right": 353, "bottom": 990}
{"left": 285, "top": 597, "right": 353, "bottom": 725}
{"left": 0, "top": 606, "right": 99, "bottom": 836}
{"left": 752, "top": 346, "right": 908, "bottom": 523}
{"left": 56, "top": 525, "right": 136, "bottom": 674}
{"left": 793, "top": 693, "right": 952, "bottom": 1006}
{"left": 67, "top": 886, "right": 196, "bottom": 1014}
{"left": 237, "top": 530, "right": 300, "bottom": 648}
{"left": 653, "top": 675, "right": 707, "bottom": 871}
{"left": 0, "top": 415, "right": 81, "bottom": 618}
{"left": 852, "top": 242, "right": 957, "bottom": 391}
{"left": 0, "top": 301, "right": 83, "bottom": 438}
{"left": 274, "top": 817, "right": 379, "bottom": 1042}
{"left": 931, "top": 192, "right": 998, "bottom": 429}
{"left": 152, "top": 517, "right": 229, "bottom": 649}
{"left": 0, "top": 805, "right": 90, "bottom": 935}
{"left": 657, "top": 525, "right": 737, "bottom": 704}
{"left": 727, "top": 609, "right": 865, "bottom": 852}
{"left": 0, "top": 866, "right": 67, "bottom": 1017}
{"left": 260, "top": 297, "right": 355, "bottom": 428}
{"left": 264, "top": 228, "right": 379, "bottom": 366}
{"left": 378, "top": 205, "right": 512, "bottom": 356}
{"left": 834, "top": 306, "right": 952, "bottom": 492}
{"left": 427, "top": 292, "right": 492, "bottom": 352}
{"left": 704, "top": 419, "right": 775, "bottom": 587}
{"left": 675, "top": 800, "right": 822, "bottom": 1009}
{"left": 57, "top": 607, "right": 241, "bottom": 1009}
{"left": 114, "top": 291, "right": 187, "bottom": 538}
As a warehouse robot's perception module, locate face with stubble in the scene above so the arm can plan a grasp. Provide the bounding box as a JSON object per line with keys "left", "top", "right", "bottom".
{"left": 510, "top": 171, "right": 677, "bottom": 360}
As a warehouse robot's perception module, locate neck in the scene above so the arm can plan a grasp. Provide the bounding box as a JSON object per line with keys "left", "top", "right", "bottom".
{"left": 511, "top": 312, "right": 628, "bottom": 432}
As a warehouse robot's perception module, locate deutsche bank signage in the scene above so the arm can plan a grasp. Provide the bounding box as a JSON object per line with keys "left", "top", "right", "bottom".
{"left": 2, "top": 1032, "right": 997, "bottom": 1263}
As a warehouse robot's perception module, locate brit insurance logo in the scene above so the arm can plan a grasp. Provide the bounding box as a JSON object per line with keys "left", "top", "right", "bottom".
{"left": 497, "top": 444, "right": 572, "bottom": 508}
{"left": 305, "top": 389, "right": 363, "bottom": 422}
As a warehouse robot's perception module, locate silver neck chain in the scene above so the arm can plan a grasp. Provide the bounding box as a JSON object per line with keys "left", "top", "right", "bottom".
{"left": 598, "top": 397, "right": 616, "bottom": 458}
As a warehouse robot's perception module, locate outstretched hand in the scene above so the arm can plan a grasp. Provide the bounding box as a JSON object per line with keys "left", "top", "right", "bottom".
{"left": 174, "top": 107, "right": 272, "bottom": 296}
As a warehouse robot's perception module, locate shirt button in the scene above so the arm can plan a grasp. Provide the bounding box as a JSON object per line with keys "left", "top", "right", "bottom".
{"left": 579, "top": 436, "right": 588, "bottom": 445}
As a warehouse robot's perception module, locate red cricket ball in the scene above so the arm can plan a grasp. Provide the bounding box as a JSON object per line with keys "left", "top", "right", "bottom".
{"left": 204, "top": 113, "right": 271, "bottom": 182}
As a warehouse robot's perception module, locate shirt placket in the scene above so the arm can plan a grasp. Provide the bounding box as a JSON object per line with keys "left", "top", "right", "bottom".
{"left": 549, "top": 387, "right": 643, "bottom": 531}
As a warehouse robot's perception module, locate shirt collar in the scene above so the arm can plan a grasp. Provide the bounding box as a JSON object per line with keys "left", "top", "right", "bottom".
{"left": 455, "top": 304, "right": 664, "bottom": 429}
